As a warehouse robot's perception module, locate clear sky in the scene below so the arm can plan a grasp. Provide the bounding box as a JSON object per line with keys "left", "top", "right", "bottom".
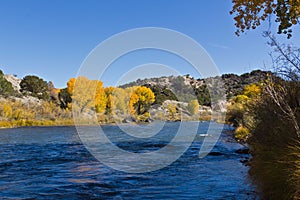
{"left": 0, "top": 0, "right": 299, "bottom": 88}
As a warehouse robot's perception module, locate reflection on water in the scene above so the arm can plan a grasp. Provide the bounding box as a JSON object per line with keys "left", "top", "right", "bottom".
{"left": 0, "top": 122, "right": 257, "bottom": 199}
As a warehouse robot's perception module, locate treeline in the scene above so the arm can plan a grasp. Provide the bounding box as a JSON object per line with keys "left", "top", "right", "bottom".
{"left": 0, "top": 70, "right": 73, "bottom": 127}
{"left": 0, "top": 68, "right": 271, "bottom": 128}
{"left": 64, "top": 77, "right": 157, "bottom": 122}
{"left": 0, "top": 71, "right": 202, "bottom": 127}
{"left": 61, "top": 76, "right": 201, "bottom": 123}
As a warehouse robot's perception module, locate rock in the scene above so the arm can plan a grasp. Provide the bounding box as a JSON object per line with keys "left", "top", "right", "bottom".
{"left": 145, "top": 118, "right": 153, "bottom": 123}
{"left": 208, "top": 152, "right": 224, "bottom": 156}
{"left": 240, "top": 158, "right": 250, "bottom": 166}
{"left": 4, "top": 74, "right": 21, "bottom": 92}
{"left": 235, "top": 148, "right": 250, "bottom": 154}
{"left": 122, "top": 117, "right": 136, "bottom": 123}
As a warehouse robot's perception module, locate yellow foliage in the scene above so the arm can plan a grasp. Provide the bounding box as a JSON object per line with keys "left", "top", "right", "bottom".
{"left": 235, "top": 125, "right": 250, "bottom": 141}
{"left": 12, "top": 109, "right": 23, "bottom": 120}
{"left": 67, "top": 78, "right": 76, "bottom": 95}
{"left": 227, "top": 83, "right": 262, "bottom": 128}
{"left": 0, "top": 97, "right": 74, "bottom": 128}
{"left": 104, "top": 86, "right": 115, "bottom": 95}
{"left": 232, "top": 94, "right": 249, "bottom": 104}
{"left": 106, "top": 94, "right": 114, "bottom": 115}
{"left": 167, "top": 104, "right": 177, "bottom": 120}
{"left": 244, "top": 84, "right": 261, "bottom": 98}
{"left": 69, "top": 76, "right": 107, "bottom": 114}
{"left": 104, "top": 87, "right": 116, "bottom": 115}
{"left": 113, "top": 88, "right": 127, "bottom": 114}
{"left": 187, "top": 100, "right": 199, "bottom": 115}
{"left": 0, "top": 121, "right": 11, "bottom": 128}
{"left": 94, "top": 81, "right": 107, "bottom": 113}
{"left": 137, "top": 112, "right": 151, "bottom": 122}
{"left": 2, "top": 103, "right": 12, "bottom": 118}
{"left": 230, "top": 0, "right": 300, "bottom": 38}
{"left": 129, "top": 86, "right": 155, "bottom": 115}
{"left": 129, "top": 93, "right": 139, "bottom": 115}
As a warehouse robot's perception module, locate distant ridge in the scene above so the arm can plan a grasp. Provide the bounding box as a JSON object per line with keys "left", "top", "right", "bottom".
{"left": 120, "top": 70, "right": 271, "bottom": 105}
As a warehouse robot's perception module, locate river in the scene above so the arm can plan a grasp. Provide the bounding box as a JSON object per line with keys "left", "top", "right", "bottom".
{"left": 0, "top": 121, "right": 257, "bottom": 199}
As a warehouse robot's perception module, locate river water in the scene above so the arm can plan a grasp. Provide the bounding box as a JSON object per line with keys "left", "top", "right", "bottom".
{"left": 0, "top": 122, "right": 257, "bottom": 199}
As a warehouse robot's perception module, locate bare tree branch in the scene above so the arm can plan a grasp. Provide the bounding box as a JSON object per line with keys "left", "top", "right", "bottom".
{"left": 263, "top": 32, "right": 300, "bottom": 137}
{"left": 264, "top": 32, "right": 300, "bottom": 81}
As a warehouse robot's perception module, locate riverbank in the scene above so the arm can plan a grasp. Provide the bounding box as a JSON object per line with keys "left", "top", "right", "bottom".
{"left": 0, "top": 114, "right": 225, "bottom": 129}
{"left": 0, "top": 119, "right": 75, "bottom": 129}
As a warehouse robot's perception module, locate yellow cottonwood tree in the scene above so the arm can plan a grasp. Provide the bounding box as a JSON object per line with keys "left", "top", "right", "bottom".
{"left": 67, "top": 78, "right": 76, "bottom": 95}
{"left": 67, "top": 77, "right": 106, "bottom": 113}
{"left": 104, "top": 86, "right": 116, "bottom": 115}
{"left": 187, "top": 99, "right": 199, "bottom": 116}
{"left": 94, "top": 81, "right": 107, "bottom": 113}
{"left": 129, "top": 86, "right": 155, "bottom": 115}
{"left": 167, "top": 104, "right": 177, "bottom": 120}
{"left": 113, "top": 87, "right": 127, "bottom": 114}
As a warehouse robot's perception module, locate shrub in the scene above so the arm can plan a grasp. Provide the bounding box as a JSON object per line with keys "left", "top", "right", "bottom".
{"left": 2, "top": 103, "right": 12, "bottom": 119}
{"left": 187, "top": 99, "right": 200, "bottom": 116}
{"left": 248, "top": 82, "right": 300, "bottom": 199}
{"left": 167, "top": 104, "right": 177, "bottom": 120}
{"left": 234, "top": 125, "right": 250, "bottom": 142}
{"left": 137, "top": 112, "right": 151, "bottom": 122}
{"left": 0, "top": 121, "right": 11, "bottom": 128}
{"left": 0, "top": 72, "right": 15, "bottom": 97}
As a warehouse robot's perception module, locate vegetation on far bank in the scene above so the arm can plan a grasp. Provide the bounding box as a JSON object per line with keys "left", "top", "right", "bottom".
{"left": 1, "top": 69, "right": 223, "bottom": 127}
{"left": 0, "top": 64, "right": 271, "bottom": 129}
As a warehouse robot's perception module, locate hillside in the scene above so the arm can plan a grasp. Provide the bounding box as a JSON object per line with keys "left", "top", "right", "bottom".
{"left": 120, "top": 70, "right": 271, "bottom": 105}
{"left": 0, "top": 68, "right": 272, "bottom": 126}
{"left": 4, "top": 74, "right": 21, "bottom": 92}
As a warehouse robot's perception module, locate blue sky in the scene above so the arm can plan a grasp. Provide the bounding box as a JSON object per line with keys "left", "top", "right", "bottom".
{"left": 0, "top": 0, "right": 299, "bottom": 88}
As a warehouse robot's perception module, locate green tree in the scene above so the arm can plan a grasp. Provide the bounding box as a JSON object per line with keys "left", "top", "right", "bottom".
{"left": 171, "top": 76, "right": 195, "bottom": 102}
{"left": 20, "top": 75, "right": 49, "bottom": 99}
{"left": 195, "top": 85, "right": 211, "bottom": 106}
{"left": 144, "top": 84, "right": 178, "bottom": 105}
{"left": 0, "top": 70, "right": 15, "bottom": 97}
{"left": 58, "top": 88, "right": 72, "bottom": 109}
